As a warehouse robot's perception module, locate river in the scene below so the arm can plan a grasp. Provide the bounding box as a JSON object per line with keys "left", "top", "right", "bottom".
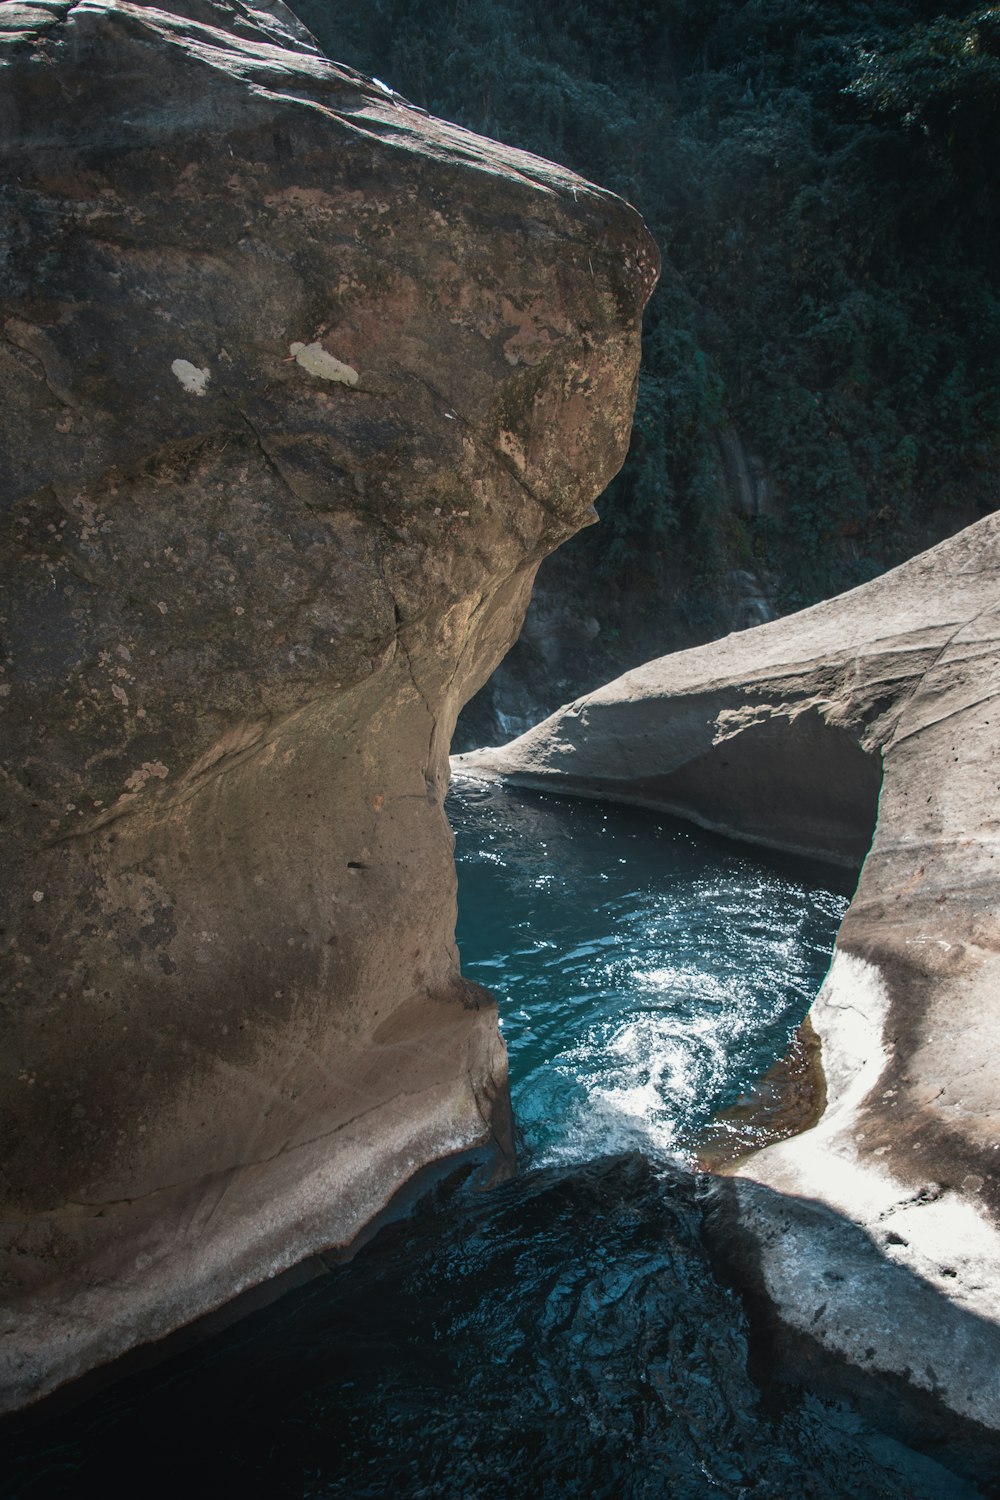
{"left": 0, "top": 782, "right": 982, "bottom": 1498}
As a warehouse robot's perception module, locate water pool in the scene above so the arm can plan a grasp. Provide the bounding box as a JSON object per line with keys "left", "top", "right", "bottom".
{"left": 451, "top": 778, "right": 851, "bottom": 1166}
{"left": 0, "top": 783, "right": 983, "bottom": 1499}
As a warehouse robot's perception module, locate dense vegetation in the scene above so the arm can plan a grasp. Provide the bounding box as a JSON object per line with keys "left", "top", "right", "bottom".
{"left": 291, "top": 0, "right": 1000, "bottom": 637}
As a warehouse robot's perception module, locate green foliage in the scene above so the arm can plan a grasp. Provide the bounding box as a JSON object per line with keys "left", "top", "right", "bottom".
{"left": 291, "top": 0, "right": 1000, "bottom": 618}
{"left": 850, "top": 9, "right": 1000, "bottom": 159}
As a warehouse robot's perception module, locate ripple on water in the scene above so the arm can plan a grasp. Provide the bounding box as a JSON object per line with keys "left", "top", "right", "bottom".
{"left": 450, "top": 779, "right": 853, "bottom": 1167}
{"left": 0, "top": 782, "right": 984, "bottom": 1500}
{"left": 0, "top": 1158, "right": 981, "bottom": 1500}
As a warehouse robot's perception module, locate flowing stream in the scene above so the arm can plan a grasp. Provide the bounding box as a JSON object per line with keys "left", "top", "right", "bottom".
{"left": 452, "top": 780, "right": 850, "bottom": 1168}
{"left": 1, "top": 783, "right": 984, "bottom": 1498}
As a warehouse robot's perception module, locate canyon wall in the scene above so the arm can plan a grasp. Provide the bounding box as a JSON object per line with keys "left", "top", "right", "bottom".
{"left": 457, "top": 513, "right": 1000, "bottom": 1437}
{"left": 0, "top": 0, "right": 656, "bottom": 1407}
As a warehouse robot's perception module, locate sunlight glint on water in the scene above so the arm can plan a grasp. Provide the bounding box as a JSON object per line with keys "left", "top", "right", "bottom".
{"left": 450, "top": 778, "right": 852, "bottom": 1165}
{"left": 0, "top": 779, "right": 984, "bottom": 1500}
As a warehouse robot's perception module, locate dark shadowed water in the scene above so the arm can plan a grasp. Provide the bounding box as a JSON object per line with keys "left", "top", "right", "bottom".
{"left": 0, "top": 783, "right": 984, "bottom": 1499}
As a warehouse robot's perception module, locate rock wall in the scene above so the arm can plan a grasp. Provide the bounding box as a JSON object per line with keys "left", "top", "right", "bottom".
{"left": 456, "top": 513, "right": 1000, "bottom": 1438}
{"left": 0, "top": 0, "right": 657, "bottom": 1408}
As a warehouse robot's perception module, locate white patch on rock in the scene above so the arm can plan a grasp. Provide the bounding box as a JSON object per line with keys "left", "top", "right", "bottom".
{"left": 170, "top": 359, "right": 210, "bottom": 396}
{"left": 734, "top": 949, "right": 1000, "bottom": 1429}
{"left": 288, "top": 341, "right": 358, "bottom": 386}
{"left": 812, "top": 949, "right": 891, "bottom": 1133}
{"left": 123, "top": 761, "right": 170, "bottom": 793}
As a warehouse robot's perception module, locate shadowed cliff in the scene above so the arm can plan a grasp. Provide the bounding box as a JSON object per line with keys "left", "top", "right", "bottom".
{"left": 0, "top": 0, "right": 656, "bottom": 1408}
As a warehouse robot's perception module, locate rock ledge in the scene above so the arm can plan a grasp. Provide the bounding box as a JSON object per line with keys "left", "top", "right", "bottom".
{"left": 456, "top": 512, "right": 1000, "bottom": 1435}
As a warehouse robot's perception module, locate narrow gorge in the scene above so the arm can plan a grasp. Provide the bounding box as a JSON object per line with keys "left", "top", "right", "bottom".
{"left": 2, "top": 0, "right": 999, "bottom": 1493}
{"left": 458, "top": 512, "right": 1000, "bottom": 1455}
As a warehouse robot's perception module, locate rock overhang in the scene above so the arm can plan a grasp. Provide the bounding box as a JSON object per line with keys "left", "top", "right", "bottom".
{"left": 0, "top": 0, "right": 657, "bottom": 1409}
{"left": 455, "top": 511, "right": 1000, "bottom": 1445}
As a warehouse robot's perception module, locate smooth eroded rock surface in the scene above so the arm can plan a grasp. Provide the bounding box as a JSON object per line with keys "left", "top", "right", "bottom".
{"left": 456, "top": 513, "right": 1000, "bottom": 1434}
{"left": 0, "top": 0, "right": 657, "bottom": 1408}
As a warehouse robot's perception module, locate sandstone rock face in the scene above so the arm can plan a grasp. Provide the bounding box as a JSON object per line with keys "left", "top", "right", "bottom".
{"left": 0, "top": 0, "right": 656, "bottom": 1408}
{"left": 457, "top": 513, "right": 1000, "bottom": 1436}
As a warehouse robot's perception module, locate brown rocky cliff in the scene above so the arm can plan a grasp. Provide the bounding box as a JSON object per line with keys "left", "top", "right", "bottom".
{"left": 0, "top": 0, "right": 657, "bottom": 1407}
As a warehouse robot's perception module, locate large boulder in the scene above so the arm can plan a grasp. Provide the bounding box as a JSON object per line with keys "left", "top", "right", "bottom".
{"left": 456, "top": 513, "right": 1000, "bottom": 1438}
{"left": 0, "top": 0, "right": 656, "bottom": 1407}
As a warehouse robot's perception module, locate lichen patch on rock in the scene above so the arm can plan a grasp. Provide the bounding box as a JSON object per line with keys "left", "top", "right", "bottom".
{"left": 170, "top": 358, "right": 211, "bottom": 396}
{"left": 289, "top": 341, "right": 359, "bottom": 386}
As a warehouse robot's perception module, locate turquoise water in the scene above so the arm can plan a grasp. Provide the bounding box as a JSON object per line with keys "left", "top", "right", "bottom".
{"left": 452, "top": 777, "right": 850, "bottom": 1164}
{"left": 0, "top": 782, "right": 986, "bottom": 1499}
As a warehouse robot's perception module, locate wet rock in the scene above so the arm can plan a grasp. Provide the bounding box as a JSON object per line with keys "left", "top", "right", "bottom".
{"left": 725, "top": 567, "right": 775, "bottom": 630}
{"left": 0, "top": 0, "right": 656, "bottom": 1408}
{"left": 717, "top": 427, "right": 770, "bottom": 519}
{"left": 456, "top": 512, "right": 1000, "bottom": 1432}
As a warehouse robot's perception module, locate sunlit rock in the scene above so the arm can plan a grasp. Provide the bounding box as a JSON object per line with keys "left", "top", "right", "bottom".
{"left": 457, "top": 512, "right": 1000, "bottom": 1437}
{"left": 0, "top": 0, "right": 656, "bottom": 1408}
